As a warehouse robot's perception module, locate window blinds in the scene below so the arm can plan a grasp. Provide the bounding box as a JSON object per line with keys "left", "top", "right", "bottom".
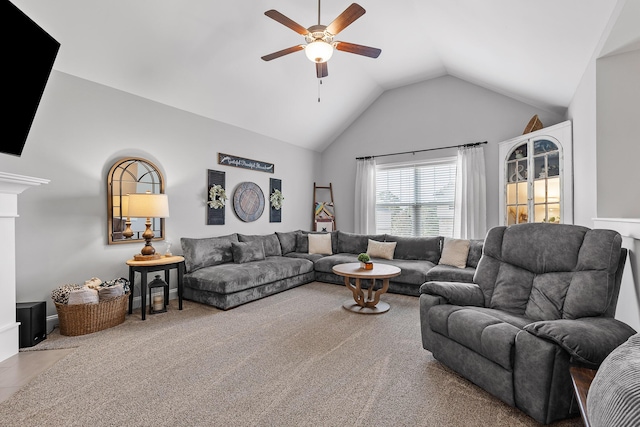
{"left": 375, "top": 158, "right": 457, "bottom": 237}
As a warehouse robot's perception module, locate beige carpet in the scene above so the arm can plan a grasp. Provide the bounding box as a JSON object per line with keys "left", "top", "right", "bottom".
{"left": 1, "top": 282, "right": 581, "bottom": 427}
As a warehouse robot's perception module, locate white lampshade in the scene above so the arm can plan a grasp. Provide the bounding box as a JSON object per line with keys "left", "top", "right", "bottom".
{"left": 127, "top": 193, "right": 170, "bottom": 218}
{"left": 305, "top": 40, "right": 333, "bottom": 63}
{"left": 121, "top": 194, "right": 129, "bottom": 217}
{"left": 112, "top": 195, "right": 129, "bottom": 217}
{"left": 113, "top": 194, "right": 129, "bottom": 218}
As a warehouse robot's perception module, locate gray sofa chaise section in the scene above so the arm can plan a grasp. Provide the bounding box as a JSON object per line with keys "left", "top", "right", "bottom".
{"left": 180, "top": 230, "right": 482, "bottom": 310}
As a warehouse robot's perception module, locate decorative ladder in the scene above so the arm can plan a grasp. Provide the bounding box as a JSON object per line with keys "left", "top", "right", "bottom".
{"left": 313, "top": 182, "right": 336, "bottom": 231}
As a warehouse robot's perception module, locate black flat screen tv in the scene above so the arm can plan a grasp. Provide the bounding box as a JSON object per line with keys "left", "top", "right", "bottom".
{"left": 2, "top": 0, "right": 60, "bottom": 157}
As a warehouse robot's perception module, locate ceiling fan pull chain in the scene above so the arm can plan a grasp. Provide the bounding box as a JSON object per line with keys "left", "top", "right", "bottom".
{"left": 318, "top": 79, "right": 322, "bottom": 102}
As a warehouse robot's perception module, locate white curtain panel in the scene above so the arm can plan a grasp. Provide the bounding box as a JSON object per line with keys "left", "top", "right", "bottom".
{"left": 454, "top": 145, "right": 487, "bottom": 239}
{"left": 354, "top": 157, "right": 376, "bottom": 234}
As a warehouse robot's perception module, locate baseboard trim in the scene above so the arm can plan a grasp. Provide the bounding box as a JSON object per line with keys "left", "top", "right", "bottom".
{"left": 47, "top": 288, "right": 180, "bottom": 333}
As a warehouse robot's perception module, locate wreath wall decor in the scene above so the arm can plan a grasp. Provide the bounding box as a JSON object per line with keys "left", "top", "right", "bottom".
{"left": 269, "top": 178, "right": 282, "bottom": 223}
{"left": 207, "top": 169, "right": 225, "bottom": 225}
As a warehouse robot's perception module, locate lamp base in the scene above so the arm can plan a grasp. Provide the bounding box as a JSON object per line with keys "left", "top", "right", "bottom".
{"left": 133, "top": 253, "right": 162, "bottom": 261}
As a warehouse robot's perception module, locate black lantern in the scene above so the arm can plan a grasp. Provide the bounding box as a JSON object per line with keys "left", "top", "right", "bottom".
{"left": 148, "top": 274, "right": 168, "bottom": 314}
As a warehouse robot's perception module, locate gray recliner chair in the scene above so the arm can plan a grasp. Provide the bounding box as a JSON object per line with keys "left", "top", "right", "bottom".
{"left": 419, "top": 223, "right": 636, "bottom": 424}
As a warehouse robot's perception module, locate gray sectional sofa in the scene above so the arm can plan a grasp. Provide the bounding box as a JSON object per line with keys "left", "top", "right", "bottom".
{"left": 180, "top": 230, "right": 483, "bottom": 310}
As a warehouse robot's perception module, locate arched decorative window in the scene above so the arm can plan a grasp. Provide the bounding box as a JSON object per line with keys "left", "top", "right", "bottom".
{"left": 499, "top": 121, "right": 573, "bottom": 226}
{"left": 107, "top": 158, "right": 165, "bottom": 244}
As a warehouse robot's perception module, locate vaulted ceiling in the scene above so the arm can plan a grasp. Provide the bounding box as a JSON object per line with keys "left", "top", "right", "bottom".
{"left": 14, "top": 0, "right": 620, "bottom": 151}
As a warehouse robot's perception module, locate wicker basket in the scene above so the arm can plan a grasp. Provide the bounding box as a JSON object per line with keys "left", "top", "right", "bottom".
{"left": 55, "top": 292, "right": 130, "bottom": 336}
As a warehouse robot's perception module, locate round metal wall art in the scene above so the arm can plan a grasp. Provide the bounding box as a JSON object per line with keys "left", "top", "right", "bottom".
{"left": 233, "top": 182, "right": 265, "bottom": 222}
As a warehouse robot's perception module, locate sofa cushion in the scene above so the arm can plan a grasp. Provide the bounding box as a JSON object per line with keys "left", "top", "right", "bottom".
{"left": 337, "top": 231, "right": 384, "bottom": 254}
{"left": 439, "top": 238, "right": 470, "bottom": 268}
{"left": 383, "top": 235, "right": 442, "bottom": 263}
{"left": 501, "top": 223, "right": 588, "bottom": 274}
{"left": 524, "top": 272, "right": 573, "bottom": 321}
{"left": 181, "top": 233, "right": 239, "bottom": 273}
{"left": 185, "top": 257, "right": 314, "bottom": 294}
{"left": 276, "top": 231, "right": 299, "bottom": 255}
{"left": 429, "top": 305, "right": 520, "bottom": 370}
{"left": 524, "top": 318, "right": 637, "bottom": 366}
{"left": 476, "top": 224, "right": 624, "bottom": 320}
{"left": 296, "top": 231, "right": 338, "bottom": 254}
{"left": 366, "top": 239, "right": 396, "bottom": 260}
{"left": 238, "top": 233, "right": 282, "bottom": 257}
{"left": 308, "top": 233, "right": 333, "bottom": 255}
{"left": 231, "top": 241, "right": 266, "bottom": 264}
{"left": 467, "top": 239, "right": 484, "bottom": 268}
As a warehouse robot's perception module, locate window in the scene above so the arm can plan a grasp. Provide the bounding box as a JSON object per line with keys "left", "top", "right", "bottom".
{"left": 375, "top": 158, "right": 457, "bottom": 237}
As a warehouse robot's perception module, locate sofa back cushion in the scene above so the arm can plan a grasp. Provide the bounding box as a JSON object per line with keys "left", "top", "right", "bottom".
{"left": 181, "top": 233, "right": 239, "bottom": 273}
{"left": 335, "top": 231, "right": 384, "bottom": 254}
{"left": 475, "top": 223, "right": 623, "bottom": 321}
{"left": 238, "top": 233, "right": 282, "bottom": 257}
{"left": 231, "top": 240, "right": 266, "bottom": 263}
{"left": 383, "top": 235, "right": 442, "bottom": 263}
{"left": 467, "top": 239, "right": 484, "bottom": 268}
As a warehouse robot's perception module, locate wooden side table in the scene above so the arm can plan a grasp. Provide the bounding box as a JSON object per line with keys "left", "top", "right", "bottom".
{"left": 569, "top": 366, "right": 597, "bottom": 427}
{"left": 126, "top": 255, "right": 185, "bottom": 320}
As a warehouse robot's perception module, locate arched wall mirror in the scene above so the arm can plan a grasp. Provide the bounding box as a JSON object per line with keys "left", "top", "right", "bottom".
{"left": 107, "top": 157, "right": 165, "bottom": 245}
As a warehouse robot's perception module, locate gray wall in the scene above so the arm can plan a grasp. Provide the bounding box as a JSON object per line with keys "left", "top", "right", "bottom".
{"left": 596, "top": 48, "right": 640, "bottom": 217}
{"left": 320, "top": 75, "right": 565, "bottom": 233}
{"left": 0, "top": 71, "right": 321, "bottom": 316}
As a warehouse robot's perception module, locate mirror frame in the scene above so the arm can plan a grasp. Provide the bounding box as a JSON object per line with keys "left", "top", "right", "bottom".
{"left": 107, "top": 157, "right": 165, "bottom": 245}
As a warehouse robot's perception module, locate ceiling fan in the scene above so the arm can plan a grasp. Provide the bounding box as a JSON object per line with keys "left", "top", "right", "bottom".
{"left": 261, "top": 1, "right": 381, "bottom": 79}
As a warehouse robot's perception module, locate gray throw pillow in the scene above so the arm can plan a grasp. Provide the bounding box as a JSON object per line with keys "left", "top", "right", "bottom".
{"left": 276, "top": 231, "right": 300, "bottom": 255}
{"left": 231, "top": 241, "right": 266, "bottom": 264}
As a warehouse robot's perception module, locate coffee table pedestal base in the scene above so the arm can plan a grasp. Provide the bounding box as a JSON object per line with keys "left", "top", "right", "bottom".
{"left": 342, "top": 300, "right": 390, "bottom": 314}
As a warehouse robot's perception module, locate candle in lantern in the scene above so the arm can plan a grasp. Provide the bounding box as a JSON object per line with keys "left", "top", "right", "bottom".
{"left": 153, "top": 294, "right": 164, "bottom": 311}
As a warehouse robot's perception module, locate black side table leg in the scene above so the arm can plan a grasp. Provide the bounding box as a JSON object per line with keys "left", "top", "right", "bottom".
{"left": 178, "top": 262, "right": 184, "bottom": 310}
{"left": 141, "top": 270, "right": 147, "bottom": 321}
{"left": 128, "top": 268, "right": 135, "bottom": 315}
{"left": 164, "top": 268, "right": 170, "bottom": 306}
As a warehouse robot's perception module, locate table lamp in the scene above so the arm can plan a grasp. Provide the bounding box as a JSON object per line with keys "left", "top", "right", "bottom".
{"left": 127, "top": 192, "right": 170, "bottom": 260}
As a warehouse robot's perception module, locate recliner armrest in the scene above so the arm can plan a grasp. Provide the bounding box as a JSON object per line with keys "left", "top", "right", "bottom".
{"left": 419, "top": 281, "right": 484, "bottom": 307}
{"left": 524, "top": 317, "right": 637, "bottom": 367}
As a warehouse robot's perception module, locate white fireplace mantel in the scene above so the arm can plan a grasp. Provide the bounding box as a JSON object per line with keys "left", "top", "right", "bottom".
{"left": 0, "top": 172, "right": 49, "bottom": 363}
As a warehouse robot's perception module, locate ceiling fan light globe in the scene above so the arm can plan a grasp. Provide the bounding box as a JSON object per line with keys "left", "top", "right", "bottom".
{"left": 305, "top": 40, "right": 333, "bottom": 63}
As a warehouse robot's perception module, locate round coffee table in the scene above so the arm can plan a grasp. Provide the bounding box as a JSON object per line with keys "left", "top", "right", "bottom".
{"left": 332, "top": 262, "right": 401, "bottom": 314}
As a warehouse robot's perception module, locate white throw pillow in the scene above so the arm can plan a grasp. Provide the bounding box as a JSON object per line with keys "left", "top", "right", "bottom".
{"left": 438, "top": 238, "right": 470, "bottom": 269}
{"left": 366, "top": 239, "right": 397, "bottom": 260}
{"left": 308, "top": 233, "right": 333, "bottom": 255}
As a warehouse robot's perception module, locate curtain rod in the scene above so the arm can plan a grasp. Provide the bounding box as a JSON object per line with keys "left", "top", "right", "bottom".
{"left": 355, "top": 141, "right": 487, "bottom": 160}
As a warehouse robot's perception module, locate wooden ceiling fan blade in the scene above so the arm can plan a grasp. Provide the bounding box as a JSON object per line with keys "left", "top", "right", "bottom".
{"left": 264, "top": 10, "right": 309, "bottom": 36}
{"left": 261, "top": 45, "right": 305, "bottom": 61}
{"left": 326, "top": 3, "right": 366, "bottom": 36}
{"left": 335, "top": 41, "right": 381, "bottom": 58}
{"left": 316, "top": 62, "right": 328, "bottom": 78}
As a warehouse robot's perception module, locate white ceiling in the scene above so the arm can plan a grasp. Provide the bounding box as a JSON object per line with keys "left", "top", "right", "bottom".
{"left": 15, "top": 0, "right": 619, "bottom": 152}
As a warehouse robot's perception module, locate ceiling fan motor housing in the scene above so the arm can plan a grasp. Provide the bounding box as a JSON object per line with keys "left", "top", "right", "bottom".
{"left": 305, "top": 25, "right": 333, "bottom": 43}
